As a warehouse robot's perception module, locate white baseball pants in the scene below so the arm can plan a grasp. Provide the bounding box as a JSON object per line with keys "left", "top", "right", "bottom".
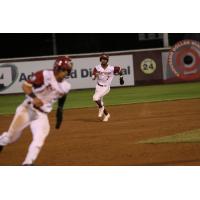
{"left": 0, "top": 101, "right": 50, "bottom": 165}
{"left": 93, "top": 84, "right": 110, "bottom": 105}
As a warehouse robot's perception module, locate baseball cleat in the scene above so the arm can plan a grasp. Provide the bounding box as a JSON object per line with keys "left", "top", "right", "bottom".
{"left": 103, "top": 113, "right": 110, "bottom": 122}
{"left": 0, "top": 145, "right": 4, "bottom": 152}
{"left": 98, "top": 106, "right": 104, "bottom": 117}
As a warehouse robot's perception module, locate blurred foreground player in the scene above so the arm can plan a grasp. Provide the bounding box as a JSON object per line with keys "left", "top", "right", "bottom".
{"left": 0, "top": 56, "right": 73, "bottom": 165}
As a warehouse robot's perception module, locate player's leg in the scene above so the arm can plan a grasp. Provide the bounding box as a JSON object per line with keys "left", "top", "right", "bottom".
{"left": 101, "top": 87, "right": 111, "bottom": 121}
{"left": 0, "top": 104, "right": 31, "bottom": 151}
{"left": 93, "top": 86, "right": 110, "bottom": 119}
{"left": 98, "top": 96, "right": 109, "bottom": 117}
{"left": 97, "top": 98, "right": 104, "bottom": 118}
{"left": 22, "top": 112, "right": 50, "bottom": 165}
{"left": 93, "top": 86, "right": 103, "bottom": 107}
{"left": 99, "top": 96, "right": 108, "bottom": 115}
{"left": 93, "top": 85, "right": 105, "bottom": 117}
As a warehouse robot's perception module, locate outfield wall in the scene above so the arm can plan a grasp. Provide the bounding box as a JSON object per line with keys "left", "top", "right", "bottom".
{"left": 1, "top": 46, "right": 200, "bottom": 94}
{"left": 132, "top": 48, "right": 200, "bottom": 85}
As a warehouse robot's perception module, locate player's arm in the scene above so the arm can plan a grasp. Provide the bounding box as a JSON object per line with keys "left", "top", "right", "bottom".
{"left": 22, "top": 77, "right": 44, "bottom": 108}
{"left": 92, "top": 67, "right": 99, "bottom": 80}
{"left": 55, "top": 94, "right": 67, "bottom": 129}
{"left": 114, "top": 66, "right": 124, "bottom": 85}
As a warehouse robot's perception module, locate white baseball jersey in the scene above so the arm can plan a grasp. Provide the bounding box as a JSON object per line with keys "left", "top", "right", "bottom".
{"left": 93, "top": 65, "right": 121, "bottom": 86}
{"left": 24, "top": 70, "right": 71, "bottom": 113}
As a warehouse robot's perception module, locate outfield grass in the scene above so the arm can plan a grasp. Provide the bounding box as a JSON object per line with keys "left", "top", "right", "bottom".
{"left": 1, "top": 82, "right": 200, "bottom": 115}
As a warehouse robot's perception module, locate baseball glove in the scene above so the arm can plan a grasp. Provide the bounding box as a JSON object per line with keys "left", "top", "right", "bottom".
{"left": 120, "top": 76, "right": 124, "bottom": 85}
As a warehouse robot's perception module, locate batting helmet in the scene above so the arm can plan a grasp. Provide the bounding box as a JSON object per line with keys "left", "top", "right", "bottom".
{"left": 53, "top": 56, "right": 73, "bottom": 72}
{"left": 100, "top": 54, "right": 109, "bottom": 62}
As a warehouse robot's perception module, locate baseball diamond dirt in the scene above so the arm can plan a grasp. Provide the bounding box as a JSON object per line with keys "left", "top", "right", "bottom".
{"left": 1, "top": 98, "right": 200, "bottom": 166}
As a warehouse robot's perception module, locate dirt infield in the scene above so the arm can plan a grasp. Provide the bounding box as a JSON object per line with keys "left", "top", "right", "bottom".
{"left": 1, "top": 98, "right": 200, "bottom": 166}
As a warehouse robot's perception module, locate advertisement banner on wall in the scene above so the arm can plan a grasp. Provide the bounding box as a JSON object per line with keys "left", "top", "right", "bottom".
{"left": 162, "top": 40, "right": 200, "bottom": 83}
{"left": 162, "top": 51, "right": 200, "bottom": 83}
{"left": 133, "top": 51, "right": 163, "bottom": 85}
{"left": 0, "top": 54, "right": 134, "bottom": 94}
{"left": 162, "top": 51, "right": 175, "bottom": 81}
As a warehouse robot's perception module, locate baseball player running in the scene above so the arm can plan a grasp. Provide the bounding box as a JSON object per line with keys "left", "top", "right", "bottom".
{"left": 92, "top": 54, "right": 124, "bottom": 122}
{"left": 0, "top": 56, "right": 73, "bottom": 165}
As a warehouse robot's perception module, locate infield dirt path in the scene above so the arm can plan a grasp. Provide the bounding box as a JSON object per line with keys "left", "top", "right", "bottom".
{"left": 1, "top": 98, "right": 200, "bottom": 166}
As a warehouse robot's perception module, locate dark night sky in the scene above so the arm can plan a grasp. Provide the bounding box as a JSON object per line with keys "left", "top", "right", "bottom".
{"left": 0, "top": 33, "right": 198, "bottom": 59}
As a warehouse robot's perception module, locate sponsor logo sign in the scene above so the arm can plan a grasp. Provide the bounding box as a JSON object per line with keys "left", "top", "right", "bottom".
{"left": 0, "top": 64, "right": 18, "bottom": 92}
{"left": 168, "top": 40, "right": 200, "bottom": 81}
{"left": 140, "top": 58, "right": 156, "bottom": 74}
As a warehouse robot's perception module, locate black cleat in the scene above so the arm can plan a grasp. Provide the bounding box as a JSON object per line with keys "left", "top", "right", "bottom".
{"left": 0, "top": 145, "right": 4, "bottom": 152}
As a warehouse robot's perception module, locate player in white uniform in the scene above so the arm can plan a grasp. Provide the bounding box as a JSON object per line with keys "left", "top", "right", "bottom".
{"left": 92, "top": 54, "right": 124, "bottom": 122}
{"left": 0, "top": 56, "right": 73, "bottom": 165}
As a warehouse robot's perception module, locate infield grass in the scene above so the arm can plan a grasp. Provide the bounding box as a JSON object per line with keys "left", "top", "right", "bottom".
{"left": 137, "top": 129, "right": 200, "bottom": 144}
{"left": 0, "top": 81, "right": 200, "bottom": 115}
